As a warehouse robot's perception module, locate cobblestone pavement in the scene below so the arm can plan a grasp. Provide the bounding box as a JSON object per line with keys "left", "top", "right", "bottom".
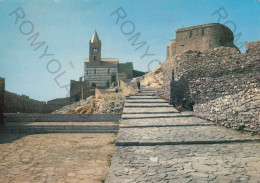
{"left": 0, "top": 133, "right": 116, "bottom": 183}
{"left": 105, "top": 88, "right": 260, "bottom": 183}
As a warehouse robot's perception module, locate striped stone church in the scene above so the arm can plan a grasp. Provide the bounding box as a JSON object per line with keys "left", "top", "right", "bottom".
{"left": 84, "top": 31, "right": 133, "bottom": 88}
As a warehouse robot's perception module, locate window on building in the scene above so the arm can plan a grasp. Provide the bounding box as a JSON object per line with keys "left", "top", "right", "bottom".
{"left": 87, "top": 69, "right": 88, "bottom": 75}
{"left": 189, "top": 30, "right": 192, "bottom": 38}
{"left": 94, "top": 56, "right": 96, "bottom": 61}
{"left": 94, "top": 69, "right": 96, "bottom": 74}
{"left": 93, "top": 48, "right": 97, "bottom": 52}
{"left": 108, "top": 68, "right": 110, "bottom": 74}
{"left": 201, "top": 28, "right": 204, "bottom": 36}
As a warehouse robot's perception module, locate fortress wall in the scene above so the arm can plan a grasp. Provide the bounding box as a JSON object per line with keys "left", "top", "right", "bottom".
{"left": 119, "top": 62, "right": 133, "bottom": 79}
{"left": 4, "top": 91, "right": 69, "bottom": 113}
{"left": 174, "top": 23, "right": 238, "bottom": 55}
{"left": 165, "top": 41, "right": 260, "bottom": 133}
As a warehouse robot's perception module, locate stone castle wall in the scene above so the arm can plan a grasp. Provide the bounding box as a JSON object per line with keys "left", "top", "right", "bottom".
{"left": 169, "top": 23, "right": 238, "bottom": 56}
{"left": 70, "top": 79, "right": 90, "bottom": 103}
{"left": 119, "top": 62, "right": 133, "bottom": 79}
{"left": 4, "top": 91, "right": 70, "bottom": 113}
{"left": 163, "top": 41, "right": 260, "bottom": 133}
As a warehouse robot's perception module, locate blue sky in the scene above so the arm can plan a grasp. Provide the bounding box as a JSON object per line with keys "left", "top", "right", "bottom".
{"left": 0, "top": 0, "right": 259, "bottom": 101}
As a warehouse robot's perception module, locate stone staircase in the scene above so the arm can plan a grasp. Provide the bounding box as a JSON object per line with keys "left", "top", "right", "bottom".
{"left": 105, "top": 87, "right": 260, "bottom": 182}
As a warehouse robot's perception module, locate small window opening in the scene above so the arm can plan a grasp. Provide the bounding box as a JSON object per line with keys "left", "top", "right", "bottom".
{"left": 94, "top": 69, "right": 96, "bottom": 74}
{"left": 93, "top": 48, "right": 97, "bottom": 52}
{"left": 201, "top": 28, "right": 204, "bottom": 36}
{"left": 189, "top": 30, "right": 192, "bottom": 38}
{"left": 94, "top": 56, "right": 96, "bottom": 61}
{"left": 108, "top": 68, "right": 110, "bottom": 74}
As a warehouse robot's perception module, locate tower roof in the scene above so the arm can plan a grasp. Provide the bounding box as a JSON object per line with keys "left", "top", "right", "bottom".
{"left": 91, "top": 31, "right": 100, "bottom": 43}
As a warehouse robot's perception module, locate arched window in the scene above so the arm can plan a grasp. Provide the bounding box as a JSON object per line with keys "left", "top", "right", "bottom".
{"left": 94, "top": 56, "right": 96, "bottom": 61}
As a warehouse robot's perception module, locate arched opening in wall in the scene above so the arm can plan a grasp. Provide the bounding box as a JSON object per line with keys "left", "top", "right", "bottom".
{"left": 75, "top": 95, "right": 80, "bottom": 102}
{"left": 172, "top": 70, "right": 175, "bottom": 80}
{"left": 111, "top": 73, "right": 116, "bottom": 83}
{"left": 91, "top": 83, "right": 96, "bottom": 88}
{"left": 94, "top": 56, "right": 96, "bottom": 61}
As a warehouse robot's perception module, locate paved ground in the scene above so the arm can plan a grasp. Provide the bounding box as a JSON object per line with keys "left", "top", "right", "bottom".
{"left": 105, "top": 87, "right": 260, "bottom": 183}
{"left": 0, "top": 133, "right": 116, "bottom": 183}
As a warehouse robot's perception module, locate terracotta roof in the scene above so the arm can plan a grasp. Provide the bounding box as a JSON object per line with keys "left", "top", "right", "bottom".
{"left": 85, "top": 58, "right": 119, "bottom": 63}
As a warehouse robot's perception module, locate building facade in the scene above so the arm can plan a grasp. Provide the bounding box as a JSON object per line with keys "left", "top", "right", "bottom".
{"left": 84, "top": 31, "right": 119, "bottom": 88}
{"left": 84, "top": 31, "right": 134, "bottom": 88}
{"left": 166, "top": 23, "right": 239, "bottom": 58}
{"left": 70, "top": 77, "right": 90, "bottom": 103}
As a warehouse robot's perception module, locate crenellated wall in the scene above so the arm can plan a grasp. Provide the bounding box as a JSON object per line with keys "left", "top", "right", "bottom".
{"left": 163, "top": 41, "right": 260, "bottom": 133}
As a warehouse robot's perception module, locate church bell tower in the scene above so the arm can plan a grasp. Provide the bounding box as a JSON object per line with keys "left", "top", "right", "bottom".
{"left": 89, "top": 31, "right": 101, "bottom": 62}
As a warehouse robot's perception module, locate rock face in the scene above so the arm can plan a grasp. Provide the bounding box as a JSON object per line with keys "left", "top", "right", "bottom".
{"left": 53, "top": 93, "right": 125, "bottom": 114}
{"left": 132, "top": 64, "right": 164, "bottom": 90}
{"left": 163, "top": 41, "right": 260, "bottom": 134}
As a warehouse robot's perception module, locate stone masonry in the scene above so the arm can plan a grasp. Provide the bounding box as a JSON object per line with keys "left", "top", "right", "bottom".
{"left": 4, "top": 91, "right": 70, "bottom": 113}
{"left": 105, "top": 87, "right": 260, "bottom": 182}
{"left": 162, "top": 23, "right": 260, "bottom": 134}
{"left": 166, "top": 23, "right": 238, "bottom": 58}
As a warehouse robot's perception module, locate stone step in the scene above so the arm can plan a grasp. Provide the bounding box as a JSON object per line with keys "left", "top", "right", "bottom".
{"left": 122, "top": 107, "right": 179, "bottom": 113}
{"left": 125, "top": 101, "right": 167, "bottom": 103}
{"left": 127, "top": 96, "right": 160, "bottom": 99}
{"left": 123, "top": 105, "right": 173, "bottom": 108}
{"left": 124, "top": 103, "right": 171, "bottom": 107}
{"left": 115, "top": 139, "right": 260, "bottom": 146}
{"left": 116, "top": 125, "right": 260, "bottom": 145}
{"left": 0, "top": 125, "right": 119, "bottom": 133}
{"left": 120, "top": 116, "right": 212, "bottom": 127}
{"left": 4, "top": 113, "right": 121, "bottom": 122}
{"left": 121, "top": 114, "right": 192, "bottom": 119}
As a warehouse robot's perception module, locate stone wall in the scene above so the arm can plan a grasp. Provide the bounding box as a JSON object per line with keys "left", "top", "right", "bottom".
{"left": 169, "top": 23, "right": 238, "bottom": 56}
{"left": 133, "top": 70, "right": 145, "bottom": 77}
{"left": 84, "top": 64, "right": 118, "bottom": 87}
{"left": 70, "top": 78, "right": 90, "bottom": 103}
{"left": 163, "top": 41, "right": 260, "bottom": 133}
{"left": 4, "top": 91, "right": 69, "bottom": 113}
{"left": 0, "top": 77, "right": 5, "bottom": 125}
{"left": 118, "top": 62, "right": 133, "bottom": 79}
